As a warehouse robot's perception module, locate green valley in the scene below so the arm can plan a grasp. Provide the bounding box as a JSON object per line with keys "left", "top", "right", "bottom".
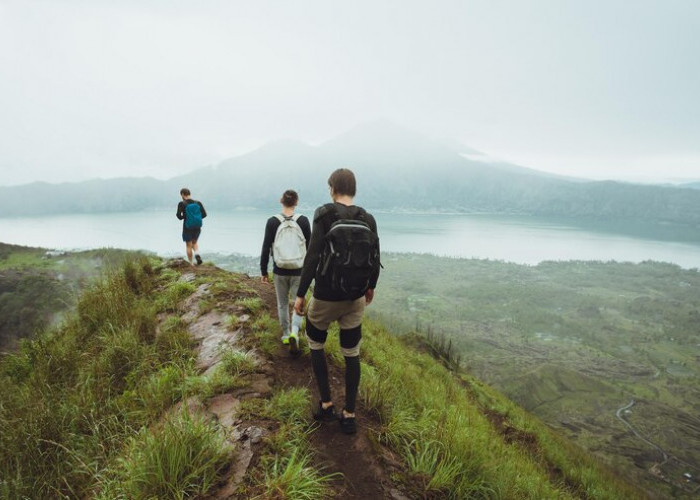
{"left": 370, "top": 254, "right": 700, "bottom": 497}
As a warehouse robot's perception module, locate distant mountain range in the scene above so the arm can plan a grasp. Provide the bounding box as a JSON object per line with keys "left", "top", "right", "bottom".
{"left": 2, "top": 120, "right": 700, "bottom": 226}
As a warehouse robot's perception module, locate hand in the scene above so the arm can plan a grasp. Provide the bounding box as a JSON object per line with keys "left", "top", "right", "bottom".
{"left": 294, "top": 296, "right": 305, "bottom": 315}
{"left": 261, "top": 275, "right": 270, "bottom": 283}
{"left": 365, "top": 288, "right": 374, "bottom": 305}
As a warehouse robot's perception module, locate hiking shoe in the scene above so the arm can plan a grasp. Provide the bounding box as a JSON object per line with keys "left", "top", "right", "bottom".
{"left": 289, "top": 332, "right": 300, "bottom": 357}
{"left": 313, "top": 402, "right": 337, "bottom": 422}
{"left": 195, "top": 254, "right": 203, "bottom": 265}
{"left": 281, "top": 335, "right": 290, "bottom": 345}
{"left": 339, "top": 410, "right": 357, "bottom": 435}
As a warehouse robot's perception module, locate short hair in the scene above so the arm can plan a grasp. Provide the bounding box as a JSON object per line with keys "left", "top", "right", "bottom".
{"left": 280, "top": 189, "right": 299, "bottom": 207}
{"left": 180, "top": 188, "right": 191, "bottom": 196}
{"left": 328, "top": 168, "right": 356, "bottom": 197}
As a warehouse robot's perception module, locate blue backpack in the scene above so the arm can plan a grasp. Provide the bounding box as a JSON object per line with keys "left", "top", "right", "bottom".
{"left": 184, "top": 201, "right": 203, "bottom": 229}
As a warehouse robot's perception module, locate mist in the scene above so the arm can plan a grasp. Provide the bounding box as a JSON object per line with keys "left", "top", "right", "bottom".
{"left": 1, "top": 0, "right": 699, "bottom": 187}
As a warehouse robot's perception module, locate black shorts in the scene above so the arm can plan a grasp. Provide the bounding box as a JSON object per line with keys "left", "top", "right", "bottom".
{"left": 182, "top": 228, "right": 201, "bottom": 242}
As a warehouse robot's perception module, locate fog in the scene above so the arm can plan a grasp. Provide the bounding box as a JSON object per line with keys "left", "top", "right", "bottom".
{"left": 1, "top": 0, "right": 698, "bottom": 186}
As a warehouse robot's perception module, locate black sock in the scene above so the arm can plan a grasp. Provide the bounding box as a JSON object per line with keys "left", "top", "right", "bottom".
{"left": 344, "top": 355, "right": 360, "bottom": 414}
{"left": 311, "top": 349, "right": 331, "bottom": 403}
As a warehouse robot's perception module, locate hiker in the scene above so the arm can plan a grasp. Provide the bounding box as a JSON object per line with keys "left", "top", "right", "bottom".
{"left": 176, "top": 188, "right": 207, "bottom": 266}
{"left": 260, "top": 189, "right": 311, "bottom": 354}
{"left": 294, "top": 168, "right": 380, "bottom": 434}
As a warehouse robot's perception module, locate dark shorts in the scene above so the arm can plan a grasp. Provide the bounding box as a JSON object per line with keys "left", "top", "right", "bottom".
{"left": 182, "top": 228, "right": 201, "bottom": 242}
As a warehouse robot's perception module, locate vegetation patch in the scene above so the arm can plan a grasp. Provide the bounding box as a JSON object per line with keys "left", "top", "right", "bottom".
{"left": 0, "top": 258, "right": 228, "bottom": 499}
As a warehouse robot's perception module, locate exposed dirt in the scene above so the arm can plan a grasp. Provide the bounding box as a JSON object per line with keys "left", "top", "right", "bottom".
{"left": 170, "top": 261, "right": 406, "bottom": 499}
{"left": 248, "top": 277, "right": 406, "bottom": 499}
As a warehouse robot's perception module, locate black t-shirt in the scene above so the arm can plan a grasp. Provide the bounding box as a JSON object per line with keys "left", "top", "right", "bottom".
{"left": 260, "top": 214, "right": 311, "bottom": 277}
{"left": 297, "top": 202, "right": 380, "bottom": 301}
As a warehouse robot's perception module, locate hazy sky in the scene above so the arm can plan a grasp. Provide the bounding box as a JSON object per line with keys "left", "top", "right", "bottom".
{"left": 1, "top": 0, "right": 698, "bottom": 186}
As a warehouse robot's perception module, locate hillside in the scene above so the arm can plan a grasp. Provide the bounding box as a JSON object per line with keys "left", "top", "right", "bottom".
{"left": 371, "top": 254, "right": 700, "bottom": 498}
{"left": 0, "top": 243, "right": 143, "bottom": 351}
{"left": 2, "top": 122, "right": 700, "bottom": 226}
{"left": 0, "top": 258, "right": 644, "bottom": 499}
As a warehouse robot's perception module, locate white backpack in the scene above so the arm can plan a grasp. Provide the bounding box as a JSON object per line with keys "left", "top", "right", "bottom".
{"left": 272, "top": 214, "right": 306, "bottom": 269}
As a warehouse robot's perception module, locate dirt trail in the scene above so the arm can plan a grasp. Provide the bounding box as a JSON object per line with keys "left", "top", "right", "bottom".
{"left": 248, "top": 278, "right": 406, "bottom": 499}
{"left": 171, "top": 260, "right": 406, "bottom": 499}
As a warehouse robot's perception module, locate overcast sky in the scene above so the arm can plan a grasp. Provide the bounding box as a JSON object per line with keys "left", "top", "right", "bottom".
{"left": 1, "top": 0, "right": 698, "bottom": 186}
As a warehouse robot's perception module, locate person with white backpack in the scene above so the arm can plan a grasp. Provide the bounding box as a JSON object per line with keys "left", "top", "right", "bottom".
{"left": 260, "top": 189, "right": 311, "bottom": 354}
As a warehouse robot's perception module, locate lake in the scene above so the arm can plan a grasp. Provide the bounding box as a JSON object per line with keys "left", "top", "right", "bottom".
{"left": 1, "top": 210, "right": 699, "bottom": 268}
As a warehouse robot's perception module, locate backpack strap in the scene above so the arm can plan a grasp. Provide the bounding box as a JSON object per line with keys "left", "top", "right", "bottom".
{"left": 274, "top": 214, "right": 285, "bottom": 223}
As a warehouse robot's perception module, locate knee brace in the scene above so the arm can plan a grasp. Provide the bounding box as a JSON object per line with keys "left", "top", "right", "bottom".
{"left": 306, "top": 320, "right": 328, "bottom": 351}
{"left": 339, "top": 325, "right": 362, "bottom": 357}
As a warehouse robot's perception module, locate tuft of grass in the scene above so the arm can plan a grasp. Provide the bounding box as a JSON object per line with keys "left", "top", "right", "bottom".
{"left": 251, "top": 313, "right": 279, "bottom": 355}
{"left": 402, "top": 439, "right": 462, "bottom": 495}
{"left": 99, "top": 409, "right": 231, "bottom": 500}
{"left": 266, "top": 387, "right": 310, "bottom": 425}
{"left": 256, "top": 448, "right": 339, "bottom": 500}
{"left": 220, "top": 348, "right": 257, "bottom": 376}
{"left": 198, "top": 368, "right": 246, "bottom": 399}
{"left": 235, "top": 296, "right": 264, "bottom": 315}
{"left": 225, "top": 314, "right": 241, "bottom": 330}
{"left": 155, "top": 281, "right": 196, "bottom": 313}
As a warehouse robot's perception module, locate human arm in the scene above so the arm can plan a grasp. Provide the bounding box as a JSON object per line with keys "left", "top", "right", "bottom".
{"left": 299, "top": 215, "right": 311, "bottom": 249}
{"left": 260, "top": 217, "right": 277, "bottom": 279}
{"left": 176, "top": 201, "right": 185, "bottom": 220}
{"left": 198, "top": 201, "right": 207, "bottom": 218}
{"left": 296, "top": 208, "right": 326, "bottom": 298}
{"left": 367, "top": 213, "right": 380, "bottom": 290}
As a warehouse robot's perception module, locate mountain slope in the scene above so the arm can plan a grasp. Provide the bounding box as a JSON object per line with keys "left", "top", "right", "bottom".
{"left": 0, "top": 258, "right": 645, "bottom": 498}
{"left": 1, "top": 121, "right": 699, "bottom": 226}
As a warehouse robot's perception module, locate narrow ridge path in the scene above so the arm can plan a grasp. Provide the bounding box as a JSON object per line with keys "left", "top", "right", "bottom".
{"left": 249, "top": 277, "right": 404, "bottom": 499}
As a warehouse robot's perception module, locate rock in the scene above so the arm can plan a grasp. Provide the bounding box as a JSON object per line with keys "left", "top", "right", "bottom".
{"left": 179, "top": 273, "right": 196, "bottom": 283}
{"left": 208, "top": 394, "right": 241, "bottom": 430}
{"left": 390, "top": 488, "right": 412, "bottom": 500}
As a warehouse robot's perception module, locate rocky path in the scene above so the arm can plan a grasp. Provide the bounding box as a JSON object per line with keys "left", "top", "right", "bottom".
{"left": 249, "top": 278, "right": 407, "bottom": 499}
{"left": 171, "top": 262, "right": 406, "bottom": 499}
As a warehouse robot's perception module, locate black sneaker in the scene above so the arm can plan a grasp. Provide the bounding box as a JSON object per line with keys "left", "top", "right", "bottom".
{"left": 313, "top": 402, "right": 337, "bottom": 422}
{"left": 195, "top": 254, "right": 203, "bottom": 265}
{"left": 339, "top": 410, "right": 357, "bottom": 434}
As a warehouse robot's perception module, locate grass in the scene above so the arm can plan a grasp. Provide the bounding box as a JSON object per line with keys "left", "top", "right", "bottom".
{"left": 356, "top": 319, "right": 643, "bottom": 499}
{"left": 249, "top": 387, "right": 340, "bottom": 499}
{"left": 97, "top": 409, "right": 231, "bottom": 499}
{"left": 251, "top": 313, "right": 281, "bottom": 355}
{"left": 0, "top": 258, "right": 228, "bottom": 499}
{"left": 371, "top": 254, "right": 700, "bottom": 498}
{"left": 235, "top": 296, "right": 264, "bottom": 315}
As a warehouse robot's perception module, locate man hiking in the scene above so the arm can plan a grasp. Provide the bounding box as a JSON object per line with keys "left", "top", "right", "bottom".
{"left": 176, "top": 188, "right": 207, "bottom": 266}
{"left": 260, "top": 189, "right": 311, "bottom": 355}
{"left": 294, "top": 168, "right": 380, "bottom": 434}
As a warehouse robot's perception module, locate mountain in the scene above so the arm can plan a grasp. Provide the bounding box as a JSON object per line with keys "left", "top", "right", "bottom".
{"left": 2, "top": 121, "right": 700, "bottom": 226}
{"left": 0, "top": 256, "right": 644, "bottom": 498}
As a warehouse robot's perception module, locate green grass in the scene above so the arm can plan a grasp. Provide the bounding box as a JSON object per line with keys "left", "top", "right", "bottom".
{"left": 371, "top": 254, "right": 700, "bottom": 498}
{"left": 251, "top": 313, "right": 280, "bottom": 355}
{"left": 356, "top": 319, "right": 642, "bottom": 499}
{"left": 248, "top": 387, "right": 340, "bottom": 499}
{"left": 0, "top": 259, "right": 226, "bottom": 499}
{"left": 235, "top": 296, "right": 264, "bottom": 315}
{"left": 97, "top": 409, "right": 231, "bottom": 499}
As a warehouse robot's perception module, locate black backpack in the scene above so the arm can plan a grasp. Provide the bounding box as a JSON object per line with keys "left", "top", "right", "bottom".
{"left": 319, "top": 207, "right": 380, "bottom": 295}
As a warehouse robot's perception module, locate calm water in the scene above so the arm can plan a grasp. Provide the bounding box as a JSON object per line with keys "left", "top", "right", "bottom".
{"left": 1, "top": 210, "right": 699, "bottom": 268}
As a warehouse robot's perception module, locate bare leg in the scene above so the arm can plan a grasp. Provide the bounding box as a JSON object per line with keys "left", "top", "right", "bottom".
{"left": 185, "top": 241, "right": 194, "bottom": 265}
{"left": 192, "top": 239, "right": 202, "bottom": 265}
